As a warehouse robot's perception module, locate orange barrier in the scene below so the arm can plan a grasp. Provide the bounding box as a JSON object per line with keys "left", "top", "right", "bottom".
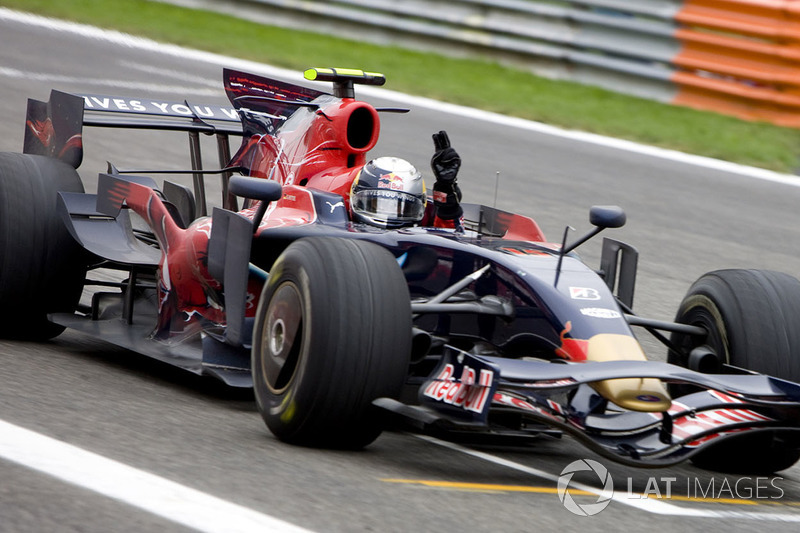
{"left": 672, "top": 0, "right": 800, "bottom": 127}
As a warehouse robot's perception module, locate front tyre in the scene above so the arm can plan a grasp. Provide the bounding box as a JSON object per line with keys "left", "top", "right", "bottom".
{"left": 252, "top": 237, "right": 411, "bottom": 449}
{"left": 669, "top": 269, "right": 800, "bottom": 473}
{"left": 0, "top": 153, "right": 86, "bottom": 340}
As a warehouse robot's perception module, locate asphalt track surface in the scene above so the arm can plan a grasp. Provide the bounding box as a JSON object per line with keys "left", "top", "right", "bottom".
{"left": 2, "top": 9, "right": 800, "bottom": 533}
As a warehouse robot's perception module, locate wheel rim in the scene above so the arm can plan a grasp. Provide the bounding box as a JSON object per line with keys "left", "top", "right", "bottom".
{"left": 260, "top": 281, "right": 304, "bottom": 393}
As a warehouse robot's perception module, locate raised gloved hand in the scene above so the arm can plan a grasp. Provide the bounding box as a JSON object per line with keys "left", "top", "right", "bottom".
{"left": 431, "top": 131, "right": 463, "bottom": 220}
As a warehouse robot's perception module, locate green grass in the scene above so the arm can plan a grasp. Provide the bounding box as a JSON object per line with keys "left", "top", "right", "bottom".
{"left": 3, "top": 0, "right": 800, "bottom": 172}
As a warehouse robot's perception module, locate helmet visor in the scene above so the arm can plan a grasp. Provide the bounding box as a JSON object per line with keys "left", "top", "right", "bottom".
{"left": 352, "top": 188, "right": 426, "bottom": 226}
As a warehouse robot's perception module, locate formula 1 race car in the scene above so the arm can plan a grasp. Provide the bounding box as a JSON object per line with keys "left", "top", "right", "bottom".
{"left": 2, "top": 67, "right": 800, "bottom": 474}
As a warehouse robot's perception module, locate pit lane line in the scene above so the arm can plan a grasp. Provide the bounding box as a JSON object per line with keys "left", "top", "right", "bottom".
{"left": 0, "top": 419, "right": 313, "bottom": 533}
{"left": 414, "top": 435, "right": 800, "bottom": 522}
{"left": 1, "top": 7, "right": 798, "bottom": 188}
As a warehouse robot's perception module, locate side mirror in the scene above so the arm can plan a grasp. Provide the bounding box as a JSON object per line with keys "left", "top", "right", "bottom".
{"left": 590, "top": 205, "right": 626, "bottom": 229}
{"left": 228, "top": 176, "right": 282, "bottom": 232}
{"left": 560, "top": 205, "right": 626, "bottom": 257}
{"left": 228, "top": 175, "right": 282, "bottom": 202}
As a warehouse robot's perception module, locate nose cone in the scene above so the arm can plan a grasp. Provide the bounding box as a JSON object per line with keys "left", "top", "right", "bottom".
{"left": 593, "top": 378, "right": 672, "bottom": 412}
{"left": 585, "top": 334, "right": 672, "bottom": 412}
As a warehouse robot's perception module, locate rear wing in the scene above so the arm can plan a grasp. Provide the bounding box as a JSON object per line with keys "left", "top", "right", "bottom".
{"left": 80, "top": 93, "right": 242, "bottom": 133}
{"left": 24, "top": 89, "right": 243, "bottom": 165}
{"left": 24, "top": 89, "right": 244, "bottom": 213}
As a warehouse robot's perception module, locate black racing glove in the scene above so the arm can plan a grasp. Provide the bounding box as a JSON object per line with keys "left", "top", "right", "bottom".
{"left": 431, "top": 130, "right": 463, "bottom": 220}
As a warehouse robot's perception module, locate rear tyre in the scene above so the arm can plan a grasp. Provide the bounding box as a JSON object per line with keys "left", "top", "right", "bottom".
{"left": 252, "top": 237, "right": 411, "bottom": 449}
{"left": 0, "top": 153, "right": 86, "bottom": 340}
{"left": 669, "top": 269, "right": 800, "bottom": 473}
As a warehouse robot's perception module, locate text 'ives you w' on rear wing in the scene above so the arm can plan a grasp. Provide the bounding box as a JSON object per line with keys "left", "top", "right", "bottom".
{"left": 23, "top": 89, "right": 244, "bottom": 170}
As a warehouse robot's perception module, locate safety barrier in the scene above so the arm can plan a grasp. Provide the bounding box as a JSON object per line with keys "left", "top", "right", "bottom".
{"left": 673, "top": 1, "right": 800, "bottom": 127}
{"left": 169, "top": 0, "right": 800, "bottom": 128}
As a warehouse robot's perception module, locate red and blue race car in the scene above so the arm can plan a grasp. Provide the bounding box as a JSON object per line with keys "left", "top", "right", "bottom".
{"left": 2, "top": 67, "right": 800, "bottom": 473}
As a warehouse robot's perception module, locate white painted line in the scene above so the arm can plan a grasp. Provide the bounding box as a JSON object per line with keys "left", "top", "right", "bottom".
{"left": 0, "top": 66, "right": 221, "bottom": 95}
{"left": 0, "top": 419, "right": 313, "bottom": 533}
{"left": 415, "top": 434, "right": 800, "bottom": 522}
{"left": 0, "top": 7, "right": 797, "bottom": 186}
{"left": 119, "top": 60, "right": 221, "bottom": 86}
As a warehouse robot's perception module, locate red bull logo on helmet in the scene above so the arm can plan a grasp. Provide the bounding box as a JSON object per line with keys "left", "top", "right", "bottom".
{"left": 378, "top": 172, "right": 404, "bottom": 191}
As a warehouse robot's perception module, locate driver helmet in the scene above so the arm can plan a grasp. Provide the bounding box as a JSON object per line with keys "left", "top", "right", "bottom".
{"left": 350, "top": 157, "right": 427, "bottom": 228}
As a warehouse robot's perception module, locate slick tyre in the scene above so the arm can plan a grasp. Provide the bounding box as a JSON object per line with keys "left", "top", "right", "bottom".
{"left": 669, "top": 269, "right": 800, "bottom": 473}
{"left": 0, "top": 153, "right": 86, "bottom": 340}
{"left": 252, "top": 237, "right": 411, "bottom": 449}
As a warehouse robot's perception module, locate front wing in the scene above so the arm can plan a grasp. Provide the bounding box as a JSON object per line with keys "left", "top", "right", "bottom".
{"left": 377, "top": 349, "right": 800, "bottom": 468}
